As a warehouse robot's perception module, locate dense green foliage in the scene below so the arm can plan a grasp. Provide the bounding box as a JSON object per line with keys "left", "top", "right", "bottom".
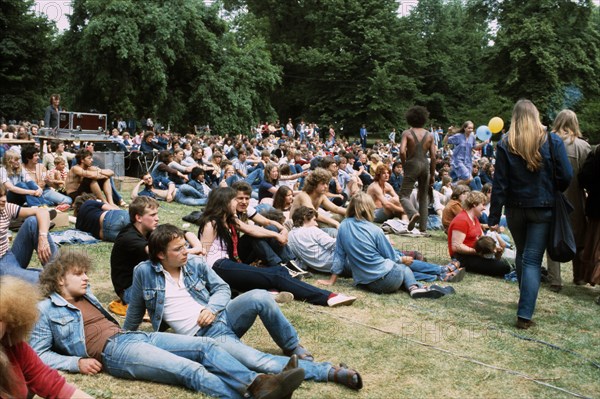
{"left": 0, "top": 0, "right": 57, "bottom": 120}
{"left": 4, "top": 0, "right": 600, "bottom": 142}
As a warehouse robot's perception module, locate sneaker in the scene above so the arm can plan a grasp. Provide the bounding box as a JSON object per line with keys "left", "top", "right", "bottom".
{"left": 409, "top": 286, "right": 445, "bottom": 299}
{"left": 270, "top": 291, "right": 294, "bottom": 304}
{"left": 327, "top": 293, "right": 357, "bottom": 307}
{"left": 429, "top": 284, "right": 456, "bottom": 295}
{"left": 56, "top": 204, "right": 70, "bottom": 212}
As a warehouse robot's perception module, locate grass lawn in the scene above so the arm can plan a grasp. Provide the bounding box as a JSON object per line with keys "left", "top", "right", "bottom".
{"left": 41, "top": 198, "right": 600, "bottom": 399}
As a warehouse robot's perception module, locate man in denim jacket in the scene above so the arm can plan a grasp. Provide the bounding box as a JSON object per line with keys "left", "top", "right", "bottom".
{"left": 30, "top": 250, "right": 305, "bottom": 399}
{"left": 124, "top": 224, "right": 363, "bottom": 391}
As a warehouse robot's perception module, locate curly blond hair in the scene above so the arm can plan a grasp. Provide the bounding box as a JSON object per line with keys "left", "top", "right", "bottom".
{"left": 39, "top": 250, "right": 92, "bottom": 297}
{"left": 0, "top": 276, "right": 40, "bottom": 345}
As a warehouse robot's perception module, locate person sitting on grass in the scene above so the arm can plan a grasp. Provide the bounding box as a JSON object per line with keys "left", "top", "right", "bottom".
{"left": 442, "top": 184, "right": 470, "bottom": 232}
{"left": 198, "top": 187, "right": 357, "bottom": 307}
{"left": 231, "top": 181, "right": 306, "bottom": 276}
{"left": 0, "top": 150, "right": 51, "bottom": 207}
{"left": 447, "top": 191, "right": 512, "bottom": 277}
{"left": 131, "top": 173, "right": 208, "bottom": 207}
{"left": 66, "top": 149, "right": 116, "bottom": 205}
{"left": 0, "top": 182, "right": 57, "bottom": 284}
{"left": 30, "top": 250, "right": 306, "bottom": 399}
{"left": 317, "top": 192, "right": 456, "bottom": 298}
{"left": 366, "top": 164, "right": 407, "bottom": 224}
{"left": 73, "top": 194, "right": 129, "bottom": 242}
{"left": 124, "top": 224, "right": 363, "bottom": 392}
{"left": 289, "top": 168, "right": 346, "bottom": 230}
{"left": 0, "top": 276, "right": 92, "bottom": 399}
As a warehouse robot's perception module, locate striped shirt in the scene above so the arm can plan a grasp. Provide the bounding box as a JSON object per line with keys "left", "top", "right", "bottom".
{"left": 0, "top": 203, "right": 20, "bottom": 258}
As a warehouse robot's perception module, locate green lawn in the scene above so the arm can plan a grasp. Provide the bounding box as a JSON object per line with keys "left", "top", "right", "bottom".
{"left": 44, "top": 198, "right": 600, "bottom": 399}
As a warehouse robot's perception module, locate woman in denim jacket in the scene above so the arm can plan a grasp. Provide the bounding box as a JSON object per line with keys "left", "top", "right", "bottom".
{"left": 489, "top": 99, "right": 572, "bottom": 330}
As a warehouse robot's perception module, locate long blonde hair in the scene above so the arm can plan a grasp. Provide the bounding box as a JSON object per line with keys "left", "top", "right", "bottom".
{"left": 552, "top": 109, "right": 581, "bottom": 144}
{"left": 346, "top": 192, "right": 375, "bottom": 222}
{"left": 1, "top": 150, "right": 22, "bottom": 177}
{"left": 507, "top": 99, "right": 546, "bottom": 172}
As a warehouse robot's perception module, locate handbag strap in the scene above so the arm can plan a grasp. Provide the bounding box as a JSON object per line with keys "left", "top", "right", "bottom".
{"left": 546, "top": 131, "right": 558, "bottom": 192}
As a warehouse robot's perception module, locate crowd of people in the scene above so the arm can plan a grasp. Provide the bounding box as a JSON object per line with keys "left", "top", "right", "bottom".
{"left": 1, "top": 96, "right": 599, "bottom": 397}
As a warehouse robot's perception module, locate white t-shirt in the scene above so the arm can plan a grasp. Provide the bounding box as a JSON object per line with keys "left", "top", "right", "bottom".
{"left": 162, "top": 269, "right": 205, "bottom": 336}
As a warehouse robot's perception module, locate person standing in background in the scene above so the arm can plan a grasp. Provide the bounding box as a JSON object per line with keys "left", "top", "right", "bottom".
{"left": 43, "top": 94, "right": 62, "bottom": 129}
{"left": 544, "top": 110, "right": 591, "bottom": 292}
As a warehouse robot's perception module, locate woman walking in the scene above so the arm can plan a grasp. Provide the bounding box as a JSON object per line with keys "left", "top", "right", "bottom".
{"left": 489, "top": 100, "right": 572, "bottom": 329}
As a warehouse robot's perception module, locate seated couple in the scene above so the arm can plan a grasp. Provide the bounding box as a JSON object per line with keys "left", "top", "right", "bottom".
{"left": 289, "top": 205, "right": 465, "bottom": 284}
{"left": 32, "top": 229, "right": 363, "bottom": 399}
{"left": 317, "top": 193, "right": 459, "bottom": 298}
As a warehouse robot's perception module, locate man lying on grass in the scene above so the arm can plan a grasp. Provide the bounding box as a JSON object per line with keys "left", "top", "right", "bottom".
{"left": 124, "top": 224, "right": 363, "bottom": 391}
{"left": 30, "top": 250, "right": 305, "bottom": 399}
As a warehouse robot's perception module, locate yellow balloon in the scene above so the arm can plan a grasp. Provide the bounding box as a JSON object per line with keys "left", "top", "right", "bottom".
{"left": 488, "top": 117, "right": 504, "bottom": 134}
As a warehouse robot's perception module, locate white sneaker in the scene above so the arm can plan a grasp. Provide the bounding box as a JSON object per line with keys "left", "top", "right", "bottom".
{"left": 270, "top": 291, "right": 294, "bottom": 304}
{"left": 327, "top": 293, "right": 357, "bottom": 307}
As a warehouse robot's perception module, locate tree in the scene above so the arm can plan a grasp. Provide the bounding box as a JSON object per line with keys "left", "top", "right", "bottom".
{"left": 0, "top": 0, "right": 57, "bottom": 121}
{"left": 225, "top": 0, "right": 422, "bottom": 136}
{"left": 489, "top": 0, "right": 600, "bottom": 125}
{"left": 60, "top": 0, "right": 280, "bottom": 133}
{"left": 403, "top": 0, "right": 512, "bottom": 128}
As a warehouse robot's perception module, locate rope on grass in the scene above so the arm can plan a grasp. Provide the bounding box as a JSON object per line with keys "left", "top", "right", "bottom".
{"left": 488, "top": 326, "right": 600, "bottom": 370}
{"left": 309, "top": 308, "right": 594, "bottom": 399}
{"left": 405, "top": 302, "right": 600, "bottom": 370}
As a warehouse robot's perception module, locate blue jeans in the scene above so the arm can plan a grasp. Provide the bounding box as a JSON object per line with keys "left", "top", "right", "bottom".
{"left": 239, "top": 225, "right": 294, "bottom": 266}
{"left": 212, "top": 258, "right": 331, "bottom": 306}
{"left": 224, "top": 289, "right": 299, "bottom": 352}
{"left": 0, "top": 216, "right": 58, "bottom": 284}
{"left": 364, "top": 263, "right": 420, "bottom": 294}
{"left": 8, "top": 181, "right": 51, "bottom": 207}
{"left": 197, "top": 302, "right": 331, "bottom": 381}
{"left": 506, "top": 207, "right": 552, "bottom": 321}
{"left": 396, "top": 250, "right": 444, "bottom": 282}
{"left": 102, "top": 210, "right": 130, "bottom": 242}
{"left": 175, "top": 184, "right": 208, "bottom": 206}
{"left": 110, "top": 178, "right": 123, "bottom": 204}
{"left": 102, "top": 331, "right": 255, "bottom": 399}
{"left": 42, "top": 188, "right": 72, "bottom": 206}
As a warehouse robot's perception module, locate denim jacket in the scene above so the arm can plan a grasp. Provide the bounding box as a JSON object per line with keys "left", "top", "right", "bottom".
{"left": 123, "top": 256, "right": 231, "bottom": 333}
{"left": 29, "top": 288, "right": 120, "bottom": 373}
{"left": 489, "top": 132, "right": 572, "bottom": 226}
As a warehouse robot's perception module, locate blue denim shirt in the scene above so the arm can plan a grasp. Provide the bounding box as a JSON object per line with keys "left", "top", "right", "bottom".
{"left": 123, "top": 256, "right": 231, "bottom": 333}
{"left": 332, "top": 217, "right": 401, "bottom": 285}
{"left": 489, "top": 132, "right": 572, "bottom": 226}
{"left": 29, "top": 288, "right": 120, "bottom": 373}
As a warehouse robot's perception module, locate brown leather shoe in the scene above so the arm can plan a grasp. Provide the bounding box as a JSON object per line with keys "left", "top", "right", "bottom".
{"left": 248, "top": 368, "right": 305, "bottom": 399}
{"left": 516, "top": 318, "right": 536, "bottom": 330}
{"left": 283, "top": 354, "right": 299, "bottom": 372}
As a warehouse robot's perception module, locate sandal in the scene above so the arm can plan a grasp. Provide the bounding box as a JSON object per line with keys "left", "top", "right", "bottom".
{"left": 329, "top": 364, "right": 363, "bottom": 390}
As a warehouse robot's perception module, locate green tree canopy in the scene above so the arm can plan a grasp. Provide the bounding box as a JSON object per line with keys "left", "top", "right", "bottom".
{"left": 0, "top": 0, "right": 57, "bottom": 121}
{"left": 60, "top": 0, "right": 280, "bottom": 133}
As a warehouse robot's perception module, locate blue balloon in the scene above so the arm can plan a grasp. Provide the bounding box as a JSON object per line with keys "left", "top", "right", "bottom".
{"left": 476, "top": 125, "right": 492, "bottom": 141}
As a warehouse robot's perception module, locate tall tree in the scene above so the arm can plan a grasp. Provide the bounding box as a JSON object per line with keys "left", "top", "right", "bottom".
{"left": 226, "top": 0, "right": 422, "bottom": 135}
{"left": 0, "top": 0, "right": 57, "bottom": 121}
{"left": 60, "top": 0, "right": 280, "bottom": 133}
{"left": 489, "top": 0, "right": 600, "bottom": 124}
{"left": 403, "top": 0, "right": 512, "bottom": 127}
